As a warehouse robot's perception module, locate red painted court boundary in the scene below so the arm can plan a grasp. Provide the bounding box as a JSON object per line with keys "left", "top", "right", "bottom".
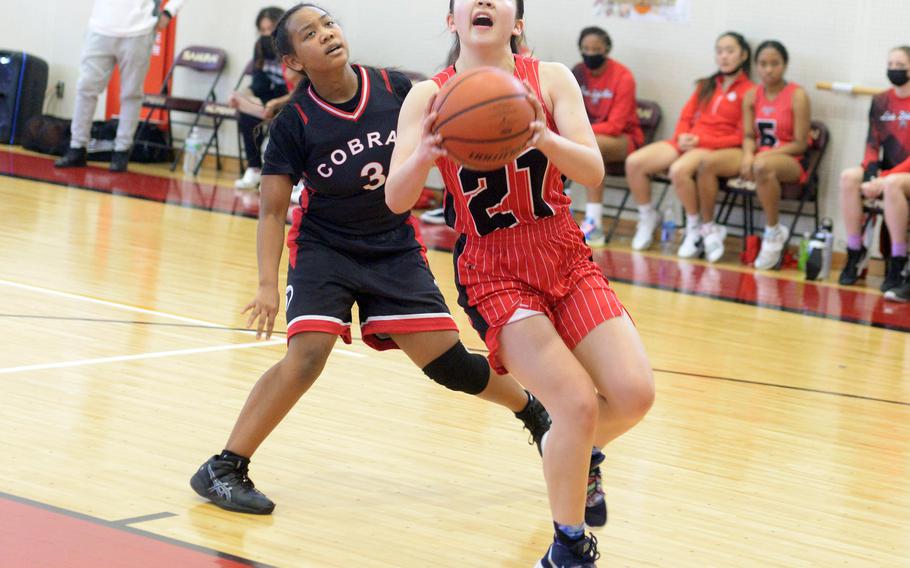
{"left": 0, "top": 492, "right": 273, "bottom": 568}
{"left": 0, "top": 148, "right": 260, "bottom": 219}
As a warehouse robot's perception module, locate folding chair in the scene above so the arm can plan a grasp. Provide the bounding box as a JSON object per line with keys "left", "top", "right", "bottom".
{"left": 715, "top": 121, "right": 830, "bottom": 255}
{"left": 134, "top": 46, "right": 228, "bottom": 176}
{"left": 200, "top": 59, "right": 256, "bottom": 176}
{"left": 600, "top": 99, "right": 667, "bottom": 242}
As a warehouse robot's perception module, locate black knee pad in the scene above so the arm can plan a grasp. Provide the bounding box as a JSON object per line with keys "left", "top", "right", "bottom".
{"left": 422, "top": 341, "right": 490, "bottom": 395}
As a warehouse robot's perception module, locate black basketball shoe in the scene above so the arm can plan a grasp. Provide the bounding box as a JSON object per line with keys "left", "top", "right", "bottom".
{"left": 190, "top": 455, "right": 275, "bottom": 514}
{"left": 838, "top": 246, "right": 868, "bottom": 285}
{"left": 515, "top": 391, "right": 551, "bottom": 455}
{"left": 881, "top": 256, "right": 907, "bottom": 293}
{"left": 110, "top": 150, "right": 129, "bottom": 173}
{"left": 55, "top": 147, "right": 87, "bottom": 168}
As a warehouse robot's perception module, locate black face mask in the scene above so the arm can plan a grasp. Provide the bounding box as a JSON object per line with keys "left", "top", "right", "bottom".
{"left": 582, "top": 53, "right": 607, "bottom": 70}
{"left": 722, "top": 63, "right": 742, "bottom": 77}
{"left": 888, "top": 69, "right": 910, "bottom": 87}
{"left": 256, "top": 35, "right": 277, "bottom": 62}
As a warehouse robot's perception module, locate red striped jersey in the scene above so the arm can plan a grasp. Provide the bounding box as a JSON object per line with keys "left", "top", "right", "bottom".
{"left": 431, "top": 55, "right": 570, "bottom": 238}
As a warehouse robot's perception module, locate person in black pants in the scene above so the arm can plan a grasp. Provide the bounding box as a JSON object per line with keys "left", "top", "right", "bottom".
{"left": 231, "top": 7, "right": 288, "bottom": 189}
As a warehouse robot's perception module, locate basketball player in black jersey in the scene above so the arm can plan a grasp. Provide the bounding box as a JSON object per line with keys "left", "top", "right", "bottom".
{"left": 189, "top": 2, "right": 550, "bottom": 515}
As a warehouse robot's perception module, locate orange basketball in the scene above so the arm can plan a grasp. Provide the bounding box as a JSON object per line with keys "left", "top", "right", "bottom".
{"left": 431, "top": 66, "right": 536, "bottom": 171}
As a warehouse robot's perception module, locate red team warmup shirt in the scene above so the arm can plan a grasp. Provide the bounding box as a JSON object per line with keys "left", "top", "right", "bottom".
{"left": 432, "top": 56, "right": 626, "bottom": 374}
{"left": 573, "top": 59, "right": 644, "bottom": 151}
{"left": 671, "top": 72, "right": 755, "bottom": 150}
{"left": 862, "top": 88, "right": 910, "bottom": 177}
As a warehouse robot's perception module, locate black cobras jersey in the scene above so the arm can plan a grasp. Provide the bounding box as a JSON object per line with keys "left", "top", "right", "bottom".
{"left": 263, "top": 65, "right": 412, "bottom": 235}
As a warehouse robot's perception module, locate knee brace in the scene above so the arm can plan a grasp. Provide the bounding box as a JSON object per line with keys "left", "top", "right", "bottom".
{"left": 422, "top": 341, "right": 490, "bottom": 395}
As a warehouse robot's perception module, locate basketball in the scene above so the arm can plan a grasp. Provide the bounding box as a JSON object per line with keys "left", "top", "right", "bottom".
{"left": 431, "top": 66, "right": 536, "bottom": 171}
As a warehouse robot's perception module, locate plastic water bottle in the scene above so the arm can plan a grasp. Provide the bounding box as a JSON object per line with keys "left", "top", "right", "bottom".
{"left": 797, "top": 232, "right": 811, "bottom": 272}
{"left": 183, "top": 127, "right": 202, "bottom": 174}
{"left": 805, "top": 219, "right": 834, "bottom": 281}
{"left": 660, "top": 208, "right": 676, "bottom": 245}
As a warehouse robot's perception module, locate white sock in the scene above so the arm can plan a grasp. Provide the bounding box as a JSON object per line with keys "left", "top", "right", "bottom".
{"left": 585, "top": 203, "right": 603, "bottom": 227}
{"left": 637, "top": 204, "right": 654, "bottom": 217}
{"left": 686, "top": 214, "right": 700, "bottom": 231}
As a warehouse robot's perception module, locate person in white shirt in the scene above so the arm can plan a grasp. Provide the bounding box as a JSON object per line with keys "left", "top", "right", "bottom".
{"left": 56, "top": 0, "right": 187, "bottom": 172}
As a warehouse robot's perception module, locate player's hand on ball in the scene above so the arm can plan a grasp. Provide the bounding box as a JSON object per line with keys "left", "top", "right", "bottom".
{"left": 417, "top": 93, "right": 447, "bottom": 165}
{"left": 523, "top": 83, "right": 551, "bottom": 151}
{"left": 243, "top": 285, "right": 280, "bottom": 340}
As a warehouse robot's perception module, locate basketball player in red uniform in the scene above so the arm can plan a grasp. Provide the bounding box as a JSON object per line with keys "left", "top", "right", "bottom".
{"left": 625, "top": 32, "right": 754, "bottom": 257}
{"left": 839, "top": 46, "right": 910, "bottom": 300}
{"left": 190, "top": 3, "right": 553, "bottom": 516}
{"left": 386, "top": 2, "right": 654, "bottom": 566}
{"left": 697, "top": 40, "right": 810, "bottom": 268}
{"left": 573, "top": 26, "right": 644, "bottom": 246}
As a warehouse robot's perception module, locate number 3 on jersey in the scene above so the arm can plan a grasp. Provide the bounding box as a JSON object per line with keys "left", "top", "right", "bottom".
{"left": 361, "top": 162, "right": 386, "bottom": 190}
{"left": 457, "top": 150, "right": 554, "bottom": 235}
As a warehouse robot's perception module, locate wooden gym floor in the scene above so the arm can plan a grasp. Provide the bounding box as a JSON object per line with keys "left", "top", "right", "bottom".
{"left": 0, "top": 146, "right": 908, "bottom": 567}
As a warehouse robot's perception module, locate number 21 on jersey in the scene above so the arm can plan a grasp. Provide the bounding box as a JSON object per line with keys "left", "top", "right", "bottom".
{"left": 456, "top": 150, "right": 555, "bottom": 236}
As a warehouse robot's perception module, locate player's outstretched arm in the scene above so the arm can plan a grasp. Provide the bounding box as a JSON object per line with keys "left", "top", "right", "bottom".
{"left": 386, "top": 80, "right": 446, "bottom": 214}
{"left": 242, "top": 174, "right": 292, "bottom": 340}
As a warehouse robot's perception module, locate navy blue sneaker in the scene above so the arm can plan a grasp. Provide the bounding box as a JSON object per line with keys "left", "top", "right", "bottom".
{"left": 585, "top": 449, "right": 607, "bottom": 527}
{"left": 536, "top": 534, "right": 600, "bottom": 567}
{"left": 190, "top": 455, "right": 275, "bottom": 514}
{"left": 515, "top": 391, "right": 551, "bottom": 456}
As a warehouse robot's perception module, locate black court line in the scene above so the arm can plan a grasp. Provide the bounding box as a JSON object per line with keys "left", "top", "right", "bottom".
{"left": 653, "top": 368, "right": 910, "bottom": 407}
{"left": 0, "top": 491, "right": 276, "bottom": 567}
{"left": 454, "top": 343, "right": 910, "bottom": 407}
{"left": 606, "top": 274, "right": 910, "bottom": 334}
{"left": 112, "top": 512, "right": 178, "bottom": 526}
{"left": 6, "top": 313, "right": 907, "bottom": 407}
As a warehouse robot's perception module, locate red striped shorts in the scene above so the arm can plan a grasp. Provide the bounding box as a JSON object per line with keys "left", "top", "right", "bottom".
{"left": 453, "top": 211, "right": 626, "bottom": 374}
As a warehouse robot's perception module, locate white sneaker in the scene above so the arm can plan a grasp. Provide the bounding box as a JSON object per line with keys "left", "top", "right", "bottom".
{"left": 419, "top": 207, "right": 446, "bottom": 225}
{"left": 754, "top": 225, "right": 790, "bottom": 270}
{"left": 580, "top": 218, "right": 606, "bottom": 247}
{"left": 235, "top": 167, "right": 261, "bottom": 189}
{"left": 703, "top": 225, "right": 728, "bottom": 263}
{"left": 632, "top": 209, "right": 661, "bottom": 251}
{"left": 677, "top": 226, "right": 703, "bottom": 258}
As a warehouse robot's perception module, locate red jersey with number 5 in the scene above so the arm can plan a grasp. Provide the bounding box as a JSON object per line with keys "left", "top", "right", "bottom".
{"left": 432, "top": 55, "right": 571, "bottom": 238}
{"left": 753, "top": 82, "right": 801, "bottom": 152}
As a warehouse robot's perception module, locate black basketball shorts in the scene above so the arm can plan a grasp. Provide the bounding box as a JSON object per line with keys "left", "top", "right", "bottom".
{"left": 284, "top": 217, "right": 457, "bottom": 350}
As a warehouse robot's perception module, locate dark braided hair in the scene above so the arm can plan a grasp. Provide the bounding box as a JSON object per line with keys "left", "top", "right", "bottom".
{"left": 255, "top": 6, "right": 285, "bottom": 31}
{"left": 577, "top": 26, "right": 611, "bottom": 51}
{"left": 273, "top": 3, "right": 331, "bottom": 91}
{"left": 755, "top": 40, "right": 789, "bottom": 64}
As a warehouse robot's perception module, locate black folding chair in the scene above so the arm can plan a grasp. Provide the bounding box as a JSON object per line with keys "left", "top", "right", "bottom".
{"left": 134, "top": 46, "right": 228, "bottom": 176}
{"left": 715, "top": 121, "right": 830, "bottom": 257}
